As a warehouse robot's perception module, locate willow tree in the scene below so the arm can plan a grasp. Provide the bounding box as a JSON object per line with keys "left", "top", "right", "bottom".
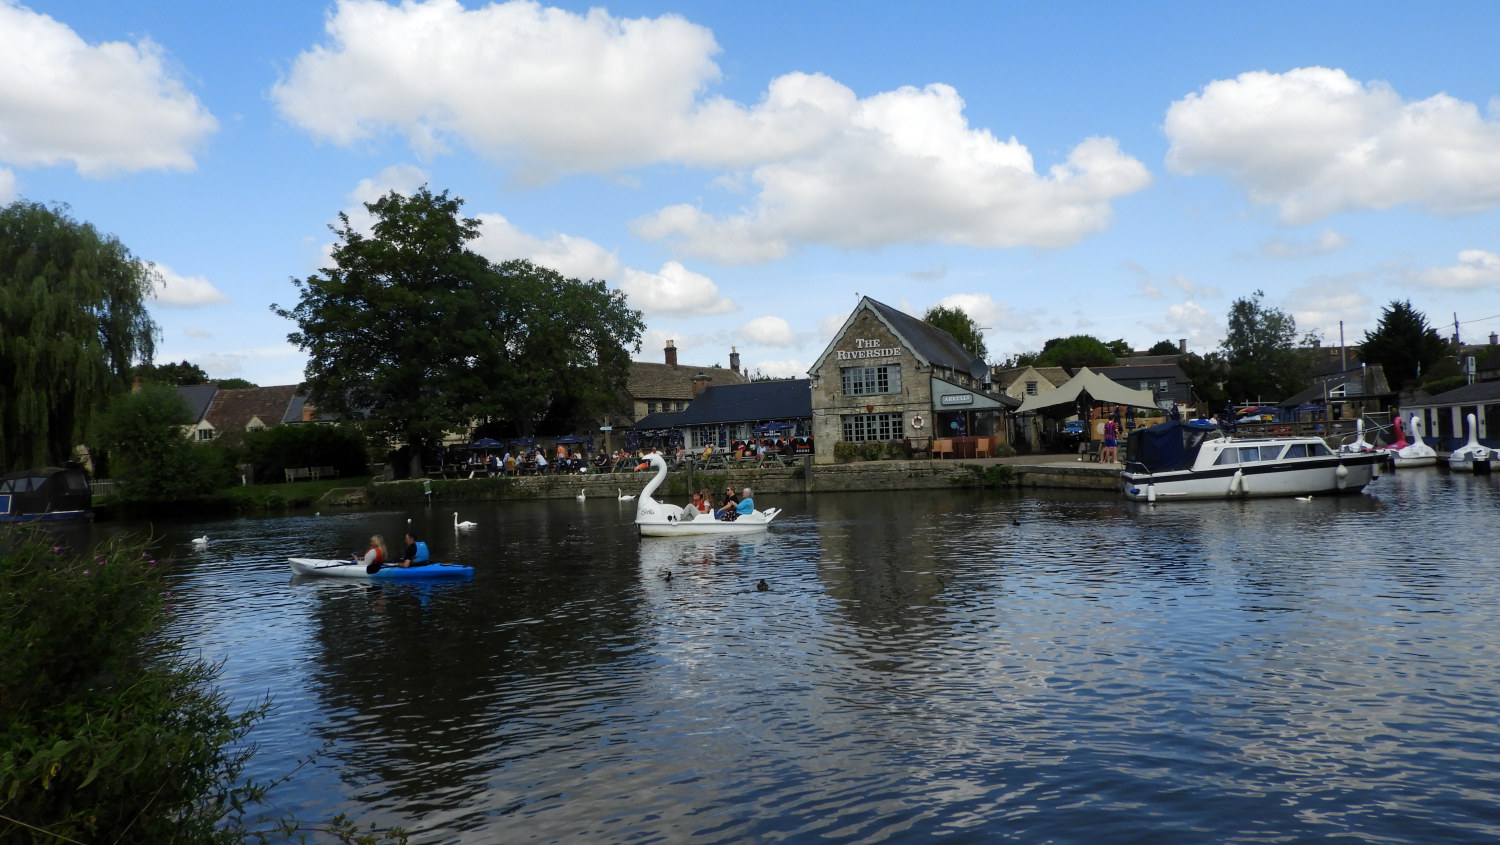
{"left": 274, "top": 187, "right": 642, "bottom": 477}
{"left": 0, "top": 201, "right": 158, "bottom": 471}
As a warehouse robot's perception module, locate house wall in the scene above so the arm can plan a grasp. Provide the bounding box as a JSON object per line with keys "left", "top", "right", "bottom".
{"left": 810, "top": 309, "right": 933, "bottom": 464}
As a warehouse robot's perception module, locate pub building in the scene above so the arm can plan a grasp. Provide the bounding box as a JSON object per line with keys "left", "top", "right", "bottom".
{"left": 807, "top": 297, "right": 1017, "bottom": 464}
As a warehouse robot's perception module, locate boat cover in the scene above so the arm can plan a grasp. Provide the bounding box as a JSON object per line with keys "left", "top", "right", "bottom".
{"left": 1126, "top": 419, "right": 1219, "bottom": 473}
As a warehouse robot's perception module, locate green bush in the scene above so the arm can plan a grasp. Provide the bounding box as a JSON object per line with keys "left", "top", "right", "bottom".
{"left": 0, "top": 528, "right": 264, "bottom": 843}
{"left": 833, "top": 441, "right": 858, "bottom": 463}
{"left": 242, "top": 424, "right": 369, "bottom": 483}
{"left": 886, "top": 439, "right": 912, "bottom": 459}
{"left": 860, "top": 441, "right": 885, "bottom": 461}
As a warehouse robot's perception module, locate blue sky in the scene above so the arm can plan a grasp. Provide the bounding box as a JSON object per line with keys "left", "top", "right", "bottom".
{"left": 6, "top": 0, "right": 1500, "bottom": 387}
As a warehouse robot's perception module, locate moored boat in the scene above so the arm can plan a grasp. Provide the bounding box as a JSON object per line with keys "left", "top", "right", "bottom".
{"left": 1390, "top": 414, "right": 1437, "bottom": 468}
{"left": 288, "top": 557, "right": 475, "bottom": 579}
{"left": 1448, "top": 413, "right": 1492, "bottom": 473}
{"left": 1121, "top": 419, "right": 1383, "bottom": 502}
{"left": 633, "top": 452, "right": 781, "bottom": 536}
{"left": 0, "top": 466, "right": 92, "bottom": 522}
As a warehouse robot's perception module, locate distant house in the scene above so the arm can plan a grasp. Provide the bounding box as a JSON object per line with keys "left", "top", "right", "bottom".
{"left": 632, "top": 379, "right": 813, "bottom": 453}
{"left": 1087, "top": 363, "right": 1193, "bottom": 407}
{"left": 1277, "top": 365, "right": 1395, "bottom": 422}
{"left": 991, "top": 365, "right": 1072, "bottom": 402}
{"left": 1402, "top": 378, "right": 1500, "bottom": 449}
{"left": 177, "top": 384, "right": 313, "bottom": 442}
{"left": 615, "top": 340, "right": 748, "bottom": 426}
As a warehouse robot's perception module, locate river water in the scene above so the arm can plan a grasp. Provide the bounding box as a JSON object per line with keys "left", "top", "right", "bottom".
{"left": 80, "top": 469, "right": 1500, "bottom": 843}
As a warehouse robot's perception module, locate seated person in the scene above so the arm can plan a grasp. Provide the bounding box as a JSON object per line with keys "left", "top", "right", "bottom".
{"left": 593, "top": 451, "right": 609, "bottom": 469}
{"left": 734, "top": 487, "right": 755, "bottom": 518}
{"left": 396, "top": 531, "right": 429, "bottom": 568}
{"left": 715, "top": 486, "right": 739, "bottom": 520}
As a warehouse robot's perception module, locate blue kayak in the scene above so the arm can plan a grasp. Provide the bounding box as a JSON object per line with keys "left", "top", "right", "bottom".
{"left": 288, "top": 557, "right": 474, "bottom": 579}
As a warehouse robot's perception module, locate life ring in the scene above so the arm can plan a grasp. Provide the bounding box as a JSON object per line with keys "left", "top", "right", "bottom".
{"left": 911, "top": 415, "right": 925, "bottom": 430}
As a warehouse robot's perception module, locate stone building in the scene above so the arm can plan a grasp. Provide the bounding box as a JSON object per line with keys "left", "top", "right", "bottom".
{"left": 618, "top": 340, "right": 747, "bottom": 424}
{"left": 807, "top": 297, "right": 1015, "bottom": 463}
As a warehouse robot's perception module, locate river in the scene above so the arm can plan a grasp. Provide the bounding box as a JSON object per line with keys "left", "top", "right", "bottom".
{"left": 76, "top": 468, "right": 1500, "bottom": 843}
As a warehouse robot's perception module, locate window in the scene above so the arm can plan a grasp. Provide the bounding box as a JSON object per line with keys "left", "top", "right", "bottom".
{"left": 1025, "top": 381, "right": 1038, "bottom": 395}
{"left": 842, "top": 412, "right": 904, "bottom": 442}
{"left": 195, "top": 428, "right": 216, "bottom": 441}
{"left": 1139, "top": 380, "right": 1150, "bottom": 391}
{"left": 842, "top": 365, "right": 901, "bottom": 396}
{"left": 646, "top": 401, "right": 656, "bottom": 414}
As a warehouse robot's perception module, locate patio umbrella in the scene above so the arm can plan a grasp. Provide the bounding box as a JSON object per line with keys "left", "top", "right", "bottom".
{"left": 753, "top": 421, "right": 793, "bottom": 434}
{"left": 468, "top": 437, "right": 503, "bottom": 450}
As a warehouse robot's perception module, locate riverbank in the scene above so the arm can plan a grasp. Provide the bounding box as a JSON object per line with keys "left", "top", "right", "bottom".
{"left": 357, "top": 453, "right": 1122, "bottom": 506}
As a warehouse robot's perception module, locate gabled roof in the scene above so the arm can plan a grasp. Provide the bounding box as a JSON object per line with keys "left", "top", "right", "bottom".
{"left": 991, "top": 365, "right": 1070, "bottom": 391}
{"left": 177, "top": 384, "right": 218, "bottom": 423}
{"left": 1278, "top": 365, "right": 1393, "bottom": 408}
{"left": 1015, "top": 368, "right": 1160, "bottom": 414}
{"left": 644, "top": 379, "right": 812, "bottom": 427}
{"left": 1404, "top": 378, "right": 1500, "bottom": 409}
{"left": 1086, "top": 363, "right": 1189, "bottom": 382}
{"left": 810, "top": 297, "right": 980, "bottom": 374}
{"left": 628, "top": 360, "right": 746, "bottom": 400}
{"left": 204, "top": 385, "right": 302, "bottom": 432}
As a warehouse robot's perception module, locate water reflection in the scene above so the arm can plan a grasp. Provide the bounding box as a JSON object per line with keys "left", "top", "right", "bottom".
{"left": 58, "top": 471, "right": 1500, "bottom": 842}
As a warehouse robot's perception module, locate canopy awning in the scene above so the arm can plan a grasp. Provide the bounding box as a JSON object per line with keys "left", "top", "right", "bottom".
{"left": 1014, "top": 367, "right": 1160, "bottom": 416}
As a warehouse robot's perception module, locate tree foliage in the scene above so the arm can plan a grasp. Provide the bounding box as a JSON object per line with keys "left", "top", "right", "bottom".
{"left": 1146, "top": 339, "right": 1182, "bottom": 356}
{"left": 922, "top": 305, "right": 988, "bottom": 360}
{"left": 93, "top": 383, "right": 229, "bottom": 502}
{"left": 1359, "top": 300, "right": 1450, "bottom": 393}
{"left": 1033, "top": 335, "right": 1118, "bottom": 370}
{"left": 135, "top": 359, "right": 209, "bottom": 386}
{"left": 1179, "top": 351, "right": 1229, "bottom": 407}
{"left": 1220, "top": 290, "right": 1310, "bottom": 403}
{"left": 273, "top": 187, "right": 643, "bottom": 476}
{"left": 0, "top": 200, "right": 158, "bottom": 471}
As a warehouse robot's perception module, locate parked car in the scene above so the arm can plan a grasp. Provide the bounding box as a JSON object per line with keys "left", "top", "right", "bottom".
{"left": 1058, "top": 420, "right": 1089, "bottom": 450}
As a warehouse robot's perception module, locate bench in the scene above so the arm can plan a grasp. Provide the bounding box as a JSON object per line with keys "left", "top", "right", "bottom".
{"left": 284, "top": 467, "right": 312, "bottom": 482}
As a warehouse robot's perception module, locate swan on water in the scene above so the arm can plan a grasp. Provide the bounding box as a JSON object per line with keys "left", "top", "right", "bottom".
{"left": 191, "top": 535, "right": 209, "bottom": 546}
{"left": 454, "top": 512, "right": 477, "bottom": 529}
{"left": 618, "top": 488, "right": 635, "bottom": 501}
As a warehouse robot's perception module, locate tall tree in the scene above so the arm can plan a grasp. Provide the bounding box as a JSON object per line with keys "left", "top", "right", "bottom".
{"left": 135, "top": 359, "right": 210, "bottom": 385}
{"left": 922, "top": 305, "right": 988, "bottom": 360}
{"left": 1178, "top": 351, "right": 1229, "bottom": 407}
{"left": 1359, "top": 300, "right": 1450, "bottom": 393}
{"left": 274, "top": 187, "right": 642, "bottom": 477}
{"left": 94, "top": 382, "right": 227, "bottom": 502}
{"left": 1034, "top": 335, "right": 1117, "bottom": 370}
{"left": 1146, "top": 339, "right": 1182, "bottom": 356}
{"left": 0, "top": 200, "right": 158, "bottom": 470}
{"left": 1220, "top": 290, "right": 1309, "bottom": 403}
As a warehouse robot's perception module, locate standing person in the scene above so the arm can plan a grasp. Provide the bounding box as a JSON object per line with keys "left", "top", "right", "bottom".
{"left": 397, "top": 531, "right": 430, "bottom": 568}
{"left": 354, "top": 535, "right": 387, "bottom": 568}
{"left": 1102, "top": 416, "right": 1120, "bottom": 464}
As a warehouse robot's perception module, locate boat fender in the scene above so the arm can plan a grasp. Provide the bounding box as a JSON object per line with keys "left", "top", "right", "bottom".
{"left": 1335, "top": 462, "right": 1349, "bottom": 489}
{"left": 1229, "top": 469, "right": 1244, "bottom": 496}
{"left": 1146, "top": 483, "right": 1157, "bottom": 504}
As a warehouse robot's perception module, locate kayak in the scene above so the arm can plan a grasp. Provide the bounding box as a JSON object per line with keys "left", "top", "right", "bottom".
{"left": 288, "top": 557, "right": 475, "bottom": 579}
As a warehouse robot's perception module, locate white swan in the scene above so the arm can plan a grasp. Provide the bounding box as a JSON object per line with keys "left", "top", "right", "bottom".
{"left": 618, "top": 488, "right": 635, "bottom": 501}
{"left": 191, "top": 535, "right": 209, "bottom": 547}
{"left": 576, "top": 489, "right": 587, "bottom": 501}
{"left": 454, "top": 511, "right": 477, "bottom": 530}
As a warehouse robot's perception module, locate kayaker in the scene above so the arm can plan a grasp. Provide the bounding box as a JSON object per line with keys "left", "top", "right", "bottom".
{"left": 354, "top": 535, "right": 387, "bottom": 568}
{"left": 396, "top": 531, "right": 430, "bottom": 568}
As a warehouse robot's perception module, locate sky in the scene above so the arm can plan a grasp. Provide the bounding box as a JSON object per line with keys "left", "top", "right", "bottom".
{"left": 6, "top": 0, "right": 1500, "bottom": 387}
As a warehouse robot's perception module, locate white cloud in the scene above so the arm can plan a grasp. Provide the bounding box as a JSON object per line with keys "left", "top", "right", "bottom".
{"left": 617, "top": 261, "right": 738, "bottom": 317}
{"left": 272, "top": 0, "right": 723, "bottom": 176}
{"left": 0, "top": 167, "right": 14, "bottom": 203}
{"left": 146, "top": 261, "right": 231, "bottom": 307}
{"left": 931, "top": 292, "right": 1037, "bottom": 335}
{"left": 1286, "top": 275, "right": 1371, "bottom": 341}
{"left": 1144, "top": 300, "right": 1219, "bottom": 347}
{"left": 749, "top": 358, "right": 810, "bottom": 379}
{"left": 1260, "top": 228, "right": 1351, "bottom": 259}
{"left": 1166, "top": 67, "right": 1500, "bottom": 223}
{"left": 638, "top": 82, "right": 1151, "bottom": 262}
{"left": 1410, "top": 249, "right": 1500, "bottom": 290}
{"left": 274, "top": 2, "right": 1148, "bottom": 258}
{"left": 1126, "top": 263, "right": 1220, "bottom": 301}
{"left": 0, "top": 2, "right": 216, "bottom": 176}
{"left": 184, "top": 327, "right": 212, "bottom": 339}
{"left": 738, "top": 315, "right": 796, "bottom": 347}
{"left": 472, "top": 213, "right": 619, "bottom": 281}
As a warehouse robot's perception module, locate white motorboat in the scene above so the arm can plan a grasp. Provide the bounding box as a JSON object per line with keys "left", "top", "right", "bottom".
{"left": 1390, "top": 414, "right": 1437, "bottom": 468}
{"left": 1448, "top": 413, "right": 1492, "bottom": 473}
{"left": 1120, "top": 419, "right": 1384, "bottom": 502}
{"left": 632, "top": 452, "right": 781, "bottom": 536}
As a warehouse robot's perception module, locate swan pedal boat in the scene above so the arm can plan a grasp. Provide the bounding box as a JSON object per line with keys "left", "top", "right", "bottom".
{"left": 632, "top": 452, "right": 781, "bottom": 536}
{"left": 1448, "top": 412, "right": 1493, "bottom": 473}
{"left": 288, "top": 557, "right": 475, "bottom": 579}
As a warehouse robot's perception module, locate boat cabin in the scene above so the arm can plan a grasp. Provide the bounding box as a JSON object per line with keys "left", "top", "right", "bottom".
{"left": 0, "top": 466, "right": 93, "bottom": 522}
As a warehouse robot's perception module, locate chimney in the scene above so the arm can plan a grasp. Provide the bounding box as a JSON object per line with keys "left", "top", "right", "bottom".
{"left": 729, "top": 346, "right": 740, "bottom": 375}
{"left": 665, "top": 339, "right": 678, "bottom": 367}
{"left": 691, "top": 373, "right": 711, "bottom": 399}
{"left": 1178, "top": 338, "right": 1187, "bottom": 353}
{"left": 1491, "top": 332, "right": 1498, "bottom": 345}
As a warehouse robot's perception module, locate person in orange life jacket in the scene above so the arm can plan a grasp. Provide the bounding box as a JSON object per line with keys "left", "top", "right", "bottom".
{"left": 354, "top": 535, "right": 387, "bottom": 568}
{"left": 397, "top": 531, "right": 430, "bottom": 568}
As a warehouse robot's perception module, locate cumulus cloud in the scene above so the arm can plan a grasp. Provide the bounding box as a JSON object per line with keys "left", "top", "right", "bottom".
{"left": 272, "top": 0, "right": 722, "bottom": 175}
{"left": 472, "top": 213, "right": 619, "bottom": 281}
{"left": 1409, "top": 249, "right": 1500, "bottom": 290}
{"left": 1166, "top": 67, "right": 1500, "bottom": 223}
{"left": 1144, "top": 300, "right": 1219, "bottom": 348}
{"left": 637, "top": 82, "right": 1151, "bottom": 262}
{"left": 274, "top": 2, "right": 1149, "bottom": 257}
{"left": 738, "top": 315, "right": 796, "bottom": 347}
{"left": 930, "top": 292, "right": 1038, "bottom": 335}
{"left": 1126, "top": 262, "right": 1220, "bottom": 300}
{"left": 1260, "top": 228, "right": 1351, "bottom": 259}
{"left": 617, "top": 261, "right": 738, "bottom": 317}
{"left": 0, "top": 2, "right": 216, "bottom": 176}
{"left": 1285, "top": 275, "right": 1371, "bottom": 340}
{"left": 749, "top": 358, "right": 810, "bottom": 379}
{"left": 0, "top": 167, "right": 14, "bottom": 203}
{"left": 146, "top": 261, "right": 231, "bottom": 307}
